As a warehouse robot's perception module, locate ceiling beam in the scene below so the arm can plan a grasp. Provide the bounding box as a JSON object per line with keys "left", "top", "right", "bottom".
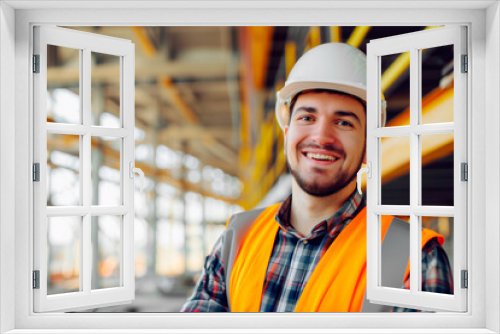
{"left": 158, "top": 76, "right": 237, "bottom": 165}
{"left": 159, "top": 125, "right": 233, "bottom": 140}
{"left": 47, "top": 60, "right": 229, "bottom": 86}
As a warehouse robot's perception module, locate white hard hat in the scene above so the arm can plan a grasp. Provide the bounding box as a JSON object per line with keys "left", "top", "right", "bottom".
{"left": 275, "top": 42, "right": 386, "bottom": 129}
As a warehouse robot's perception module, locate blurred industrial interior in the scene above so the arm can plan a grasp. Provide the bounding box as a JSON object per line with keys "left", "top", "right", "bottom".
{"left": 46, "top": 26, "right": 456, "bottom": 312}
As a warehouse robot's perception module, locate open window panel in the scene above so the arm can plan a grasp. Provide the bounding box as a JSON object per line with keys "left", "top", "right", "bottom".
{"left": 366, "top": 26, "right": 467, "bottom": 312}
{"left": 33, "top": 26, "right": 136, "bottom": 312}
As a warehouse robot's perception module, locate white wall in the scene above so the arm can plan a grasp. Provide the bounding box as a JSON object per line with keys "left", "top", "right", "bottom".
{"left": 1, "top": 3, "right": 497, "bottom": 332}
{"left": 486, "top": 2, "right": 500, "bottom": 333}
{"left": 0, "top": 2, "right": 16, "bottom": 334}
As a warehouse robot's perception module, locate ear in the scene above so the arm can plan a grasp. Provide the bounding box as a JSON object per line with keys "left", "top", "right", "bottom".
{"left": 283, "top": 125, "right": 289, "bottom": 155}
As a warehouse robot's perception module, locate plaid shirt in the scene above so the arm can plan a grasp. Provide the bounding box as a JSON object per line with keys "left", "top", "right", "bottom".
{"left": 181, "top": 190, "right": 453, "bottom": 312}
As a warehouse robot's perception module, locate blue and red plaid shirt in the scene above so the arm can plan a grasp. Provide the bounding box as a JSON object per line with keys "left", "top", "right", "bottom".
{"left": 181, "top": 190, "right": 453, "bottom": 312}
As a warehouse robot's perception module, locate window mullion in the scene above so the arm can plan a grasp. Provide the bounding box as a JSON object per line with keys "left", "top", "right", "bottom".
{"left": 409, "top": 46, "right": 420, "bottom": 295}
{"left": 122, "top": 51, "right": 135, "bottom": 291}
{"left": 82, "top": 47, "right": 92, "bottom": 294}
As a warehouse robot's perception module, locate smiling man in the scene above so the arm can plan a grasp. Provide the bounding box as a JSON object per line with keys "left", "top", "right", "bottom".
{"left": 284, "top": 90, "right": 366, "bottom": 237}
{"left": 181, "top": 43, "right": 453, "bottom": 312}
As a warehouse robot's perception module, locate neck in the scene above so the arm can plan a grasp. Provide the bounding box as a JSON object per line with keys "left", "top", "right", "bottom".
{"left": 289, "top": 180, "right": 357, "bottom": 237}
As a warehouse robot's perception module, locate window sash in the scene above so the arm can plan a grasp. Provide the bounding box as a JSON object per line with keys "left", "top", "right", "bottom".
{"left": 33, "top": 25, "right": 136, "bottom": 312}
{"left": 366, "top": 26, "right": 468, "bottom": 312}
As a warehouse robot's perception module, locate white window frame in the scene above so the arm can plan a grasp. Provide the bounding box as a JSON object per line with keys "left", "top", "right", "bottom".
{"left": 0, "top": 1, "right": 498, "bottom": 333}
{"left": 33, "top": 25, "right": 136, "bottom": 312}
{"left": 366, "top": 26, "right": 468, "bottom": 312}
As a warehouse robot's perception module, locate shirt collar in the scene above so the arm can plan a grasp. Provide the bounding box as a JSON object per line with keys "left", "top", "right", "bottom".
{"left": 275, "top": 188, "right": 366, "bottom": 237}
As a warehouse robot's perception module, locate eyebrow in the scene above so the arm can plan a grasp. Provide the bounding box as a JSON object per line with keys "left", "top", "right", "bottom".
{"left": 292, "top": 107, "right": 362, "bottom": 126}
{"left": 292, "top": 106, "right": 317, "bottom": 115}
{"left": 335, "top": 111, "right": 362, "bottom": 126}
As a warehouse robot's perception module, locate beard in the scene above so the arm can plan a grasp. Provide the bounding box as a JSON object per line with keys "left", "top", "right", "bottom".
{"left": 286, "top": 141, "right": 365, "bottom": 197}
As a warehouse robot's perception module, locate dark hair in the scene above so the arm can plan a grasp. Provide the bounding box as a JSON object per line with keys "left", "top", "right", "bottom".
{"left": 288, "top": 89, "right": 366, "bottom": 125}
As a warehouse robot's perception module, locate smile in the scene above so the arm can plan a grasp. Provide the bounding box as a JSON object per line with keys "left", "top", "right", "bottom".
{"left": 305, "top": 152, "right": 339, "bottom": 162}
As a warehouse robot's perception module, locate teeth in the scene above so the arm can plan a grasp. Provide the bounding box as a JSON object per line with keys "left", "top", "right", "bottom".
{"left": 306, "top": 153, "right": 338, "bottom": 161}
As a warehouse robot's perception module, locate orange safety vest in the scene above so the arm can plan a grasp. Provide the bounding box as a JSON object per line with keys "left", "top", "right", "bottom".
{"left": 228, "top": 204, "right": 444, "bottom": 312}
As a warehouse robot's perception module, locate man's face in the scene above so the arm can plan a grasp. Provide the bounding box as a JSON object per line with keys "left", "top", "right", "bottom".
{"left": 284, "top": 91, "right": 366, "bottom": 197}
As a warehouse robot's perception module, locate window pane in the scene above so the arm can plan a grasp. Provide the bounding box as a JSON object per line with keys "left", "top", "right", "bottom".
{"left": 91, "top": 52, "right": 121, "bottom": 127}
{"left": 91, "top": 136, "right": 121, "bottom": 206}
{"left": 420, "top": 45, "right": 454, "bottom": 124}
{"left": 91, "top": 215, "right": 121, "bottom": 290}
{"left": 47, "top": 45, "right": 80, "bottom": 124}
{"left": 381, "top": 136, "right": 410, "bottom": 205}
{"left": 47, "top": 216, "right": 80, "bottom": 295}
{"left": 381, "top": 52, "right": 410, "bottom": 127}
{"left": 420, "top": 216, "right": 454, "bottom": 295}
{"left": 381, "top": 215, "right": 410, "bottom": 289}
{"left": 47, "top": 134, "right": 80, "bottom": 206}
{"left": 421, "top": 133, "right": 454, "bottom": 206}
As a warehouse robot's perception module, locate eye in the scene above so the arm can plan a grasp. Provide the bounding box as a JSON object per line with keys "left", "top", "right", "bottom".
{"left": 299, "top": 115, "right": 313, "bottom": 122}
{"left": 337, "top": 120, "right": 353, "bottom": 127}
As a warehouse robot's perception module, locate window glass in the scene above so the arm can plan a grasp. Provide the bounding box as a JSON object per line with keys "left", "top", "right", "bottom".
{"left": 421, "top": 216, "right": 454, "bottom": 294}
{"left": 91, "top": 215, "right": 122, "bottom": 290}
{"left": 380, "top": 215, "right": 410, "bottom": 289}
{"left": 47, "top": 45, "right": 80, "bottom": 124}
{"left": 420, "top": 45, "right": 454, "bottom": 124}
{"left": 47, "top": 134, "right": 80, "bottom": 206}
{"left": 381, "top": 52, "right": 410, "bottom": 127}
{"left": 91, "top": 52, "right": 121, "bottom": 127}
{"left": 47, "top": 216, "right": 81, "bottom": 295}
{"left": 421, "top": 133, "right": 454, "bottom": 206}
{"left": 381, "top": 136, "right": 410, "bottom": 205}
{"left": 91, "top": 136, "right": 121, "bottom": 206}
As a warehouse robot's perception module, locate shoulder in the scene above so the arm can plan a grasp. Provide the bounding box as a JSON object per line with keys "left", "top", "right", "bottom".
{"left": 226, "top": 205, "right": 276, "bottom": 230}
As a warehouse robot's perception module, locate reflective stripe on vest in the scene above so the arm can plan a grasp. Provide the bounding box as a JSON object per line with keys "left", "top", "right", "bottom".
{"left": 222, "top": 204, "right": 443, "bottom": 312}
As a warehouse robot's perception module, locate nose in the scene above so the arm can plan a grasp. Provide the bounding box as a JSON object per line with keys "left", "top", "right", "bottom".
{"left": 310, "top": 118, "right": 337, "bottom": 146}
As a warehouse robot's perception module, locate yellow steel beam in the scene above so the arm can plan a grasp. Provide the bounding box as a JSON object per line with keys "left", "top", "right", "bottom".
{"left": 249, "top": 26, "right": 274, "bottom": 90}
{"left": 241, "top": 112, "right": 285, "bottom": 209}
{"left": 285, "top": 41, "right": 297, "bottom": 78}
{"left": 346, "top": 26, "right": 371, "bottom": 48}
{"left": 308, "top": 26, "right": 321, "bottom": 50}
{"left": 330, "top": 26, "right": 342, "bottom": 43}
{"left": 131, "top": 27, "right": 157, "bottom": 58}
{"left": 303, "top": 26, "right": 321, "bottom": 53}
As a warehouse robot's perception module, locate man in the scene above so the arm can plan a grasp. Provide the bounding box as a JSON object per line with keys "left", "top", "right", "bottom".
{"left": 181, "top": 43, "right": 453, "bottom": 312}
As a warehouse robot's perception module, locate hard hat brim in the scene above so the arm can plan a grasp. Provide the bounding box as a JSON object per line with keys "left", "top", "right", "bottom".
{"left": 278, "top": 81, "right": 367, "bottom": 103}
